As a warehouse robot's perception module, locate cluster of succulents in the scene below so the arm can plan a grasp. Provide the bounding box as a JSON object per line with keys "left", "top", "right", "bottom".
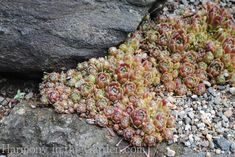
{"left": 120, "top": 2, "right": 234, "bottom": 95}
{"left": 40, "top": 2, "right": 234, "bottom": 148}
{"left": 40, "top": 47, "right": 175, "bottom": 147}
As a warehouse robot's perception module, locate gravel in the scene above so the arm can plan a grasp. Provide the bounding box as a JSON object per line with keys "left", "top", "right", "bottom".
{"left": 163, "top": 84, "right": 235, "bottom": 154}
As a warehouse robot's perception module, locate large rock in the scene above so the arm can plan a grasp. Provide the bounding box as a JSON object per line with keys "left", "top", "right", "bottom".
{"left": 0, "top": 0, "right": 159, "bottom": 77}
{"left": 0, "top": 103, "right": 163, "bottom": 157}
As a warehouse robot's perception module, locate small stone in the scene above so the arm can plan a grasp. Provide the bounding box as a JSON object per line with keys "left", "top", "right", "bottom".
{"left": 217, "top": 85, "right": 226, "bottom": 90}
{"left": 230, "top": 87, "right": 235, "bottom": 95}
{"left": 205, "top": 152, "right": 211, "bottom": 157}
{"left": 1, "top": 100, "right": 8, "bottom": 106}
{"left": 213, "top": 97, "right": 221, "bottom": 105}
{"left": 184, "top": 117, "right": 191, "bottom": 124}
{"left": 222, "top": 121, "right": 229, "bottom": 128}
{"left": 221, "top": 115, "right": 229, "bottom": 122}
{"left": 189, "top": 134, "right": 194, "bottom": 143}
{"left": 224, "top": 109, "right": 233, "bottom": 118}
{"left": 213, "top": 137, "right": 231, "bottom": 151}
{"left": 188, "top": 112, "right": 194, "bottom": 119}
{"left": 167, "top": 96, "right": 176, "bottom": 103}
{"left": 179, "top": 111, "right": 186, "bottom": 119}
{"left": 192, "top": 125, "right": 197, "bottom": 131}
{"left": 25, "top": 92, "right": 34, "bottom": 100}
{"left": 197, "top": 123, "right": 206, "bottom": 130}
{"left": 185, "top": 124, "right": 191, "bottom": 131}
{"left": 203, "top": 80, "right": 211, "bottom": 87}
{"left": 194, "top": 136, "right": 201, "bottom": 142}
{"left": 166, "top": 147, "right": 176, "bottom": 157}
{"left": 201, "top": 140, "right": 209, "bottom": 147}
{"left": 230, "top": 142, "right": 235, "bottom": 153}
{"left": 173, "top": 135, "right": 178, "bottom": 143}
{"left": 185, "top": 141, "right": 191, "bottom": 147}
{"left": 0, "top": 96, "right": 4, "bottom": 103}
{"left": 178, "top": 128, "right": 183, "bottom": 134}
{"left": 206, "top": 134, "right": 213, "bottom": 141}
{"left": 208, "top": 87, "right": 216, "bottom": 97}
{"left": 191, "top": 95, "right": 198, "bottom": 100}
{"left": 215, "top": 149, "right": 221, "bottom": 154}
{"left": 203, "top": 93, "right": 208, "bottom": 99}
{"left": 209, "top": 141, "right": 215, "bottom": 149}
{"left": 224, "top": 70, "right": 229, "bottom": 77}
{"left": 181, "top": 0, "right": 188, "bottom": 5}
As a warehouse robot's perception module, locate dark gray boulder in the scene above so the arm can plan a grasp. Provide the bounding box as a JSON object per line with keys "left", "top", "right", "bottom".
{"left": 0, "top": 0, "right": 158, "bottom": 77}
{"left": 0, "top": 103, "right": 164, "bottom": 157}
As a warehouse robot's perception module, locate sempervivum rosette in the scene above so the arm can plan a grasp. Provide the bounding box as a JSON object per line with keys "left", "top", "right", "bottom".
{"left": 115, "top": 63, "right": 133, "bottom": 83}
{"left": 168, "top": 30, "right": 189, "bottom": 53}
{"left": 179, "top": 62, "right": 195, "bottom": 78}
{"left": 158, "top": 57, "right": 174, "bottom": 73}
{"left": 183, "top": 12, "right": 207, "bottom": 33}
{"left": 207, "top": 59, "right": 224, "bottom": 77}
{"left": 106, "top": 82, "right": 123, "bottom": 101}
{"left": 155, "top": 23, "right": 174, "bottom": 47}
{"left": 206, "top": 2, "right": 232, "bottom": 29}
{"left": 223, "top": 37, "right": 235, "bottom": 54}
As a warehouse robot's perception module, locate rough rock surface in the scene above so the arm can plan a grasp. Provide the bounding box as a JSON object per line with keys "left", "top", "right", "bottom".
{"left": 0, "top": 0, "right": 158, "bottom": 77}
{"left": 0, "top": 103, "right": 161, "bottom": 157}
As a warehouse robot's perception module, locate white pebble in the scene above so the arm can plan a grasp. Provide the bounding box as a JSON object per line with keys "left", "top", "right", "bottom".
{"left": 206, "top": 134, "right": 213, "bottom": 141}
{"left": 229, "top": 87, "right": 235, "bottom": 95}
{"left": 185, "top": 124, "right": 191, "bottom": 131}
{"left": 205, "top": 152, "right": 211, "bottom": 157}
{"left": 203, "top": 80, "right": 211, "bottom": 87}
{"left": 215, "top": 149, "right": 221, "bottom": 154}
{"left": 166, "top": 147, "right": 176, "bottom": 157}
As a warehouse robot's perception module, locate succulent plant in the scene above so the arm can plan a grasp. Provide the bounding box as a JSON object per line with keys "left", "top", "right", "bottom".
{"left": 39, "top": 2, "right": 234, "bottom": 149}
{"left": 207, "top": 59, "right": 224, "bottom": 77}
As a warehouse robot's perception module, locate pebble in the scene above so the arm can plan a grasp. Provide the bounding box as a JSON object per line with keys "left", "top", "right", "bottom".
{"left": 197, "top": 123, "right": 206, "bottom": 130}
{"left": 166, "top": 147, "right": 176, "bottom": 157}
{"left": 229, "top": 87, "right": 235, "bottom": 95}
{"left": 188, "top": 111, "right": 194, "bottom": 119}
{"left": 203, "top": 80, "right": 211, "bottom": 87}
{"left": 206, "top": 134, "right": 213, "bottom": 142}
{"left": 205, "top": 152, "right": 211, "bottom": 157}
{"left": 224, "top": 70, "right": 229, "bottom": 77}
{"left": 167, "top": 96, "right": 176, "bottom": 103}
{"left": 218, "top": 85, "right": 226, "bottom": 90}
{"left": 191, "top": 95, "right": 198, "bottom": 100}
{"left": 215, "top": 149, "right": 221, "bottom": 154}
{"left": 230, "top": 142, "right": 235, "bottom": 153}
{"left": 189, "top": 134, "right": 194, "bottom": 143}
{"left": 201, "top": 140, "right": 209, "bottom": 147}
{"left": 209, "top": 141, "right": 215, "bottom": 149}
{"left": 0, "top": 96, "right": 4, "bottom": 102}
{"left": 185, "top": 124, "right": 191, "bottom": 131}
{"left": 185, "top": 141, "right": 191, "bottom": 147}
{"left": 224, "top": 109, "right": 233, "bottom": 118}
{"left": 213, "top": 137, "right": 231, "bottom": 151}
{"left": 208, "top": 88, "right": 216, "bottom": 97}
